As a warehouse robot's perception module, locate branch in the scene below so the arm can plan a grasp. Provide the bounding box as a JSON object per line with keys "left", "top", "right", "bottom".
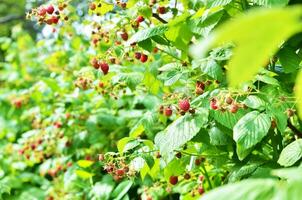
{"left": 0, "top": 14, "right": 24, "bottom": 24}
{"left": 152, "top": 13, "right": 168, "bottom": 24}
{"left": 287, "top": 119, "right": 302, "bottom": 138}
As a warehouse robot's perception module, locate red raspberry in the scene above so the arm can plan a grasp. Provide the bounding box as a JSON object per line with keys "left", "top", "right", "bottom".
{"left": 136, "top": 15, "right": 144, "bottom": 23}
{"left": 140, "top": 54, "right": 148, "bottom": 63}
{"left": 99, "top": 82, "right": 104, "bottom": 88}
{"left": 120, "top": 32, "right": 128, "bottom": 41}
{"left": 90, "top": 58, "right": 100, "bottom": 69}
{"left": 115, "top": 169, "right": 125, "bottom": 176}
{"left": 157, "top": 6, "right": 166, "bottom": 14}
{"left": 229, "top": 104, "right": 238, "bottom": 113}
{"left": 164, "top": 107, "right": 173, "bottom": 117}
{"left": 38, "top": 7, "right": 47, "bottom": 16}
{"left": 169, "top": 175, "right": 178, "bottom": 185}
{"left": 100, "top": 62, "right": 109, "bottom": 75}
{"left": 178, "top": 99, "right": 190, "bottom": 112}
{"left": 134, "top": 52, "right": 141, "bottom": 60}
{"left": 51, "top": 16, "right": 59, "bottom": 24}
{"left": 90, "top": 3, "right": 96, "bottom": 10}
{"left": 13, "top": 99, "right": 22, "bottom": 108}
{"left": 46, "top": 5, "right": 55, "bottom": 14}
{"left": 198, "top": 186, "right": 205, "bottom": 195}
{"left": 210, "top": 99, "right": 218, "bottom": 110}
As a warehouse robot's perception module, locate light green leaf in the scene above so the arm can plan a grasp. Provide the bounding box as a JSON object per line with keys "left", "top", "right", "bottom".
{"left": 233, "top": 111, "right": 271, "bottom": 156}
{"left": 251, "top": 0, "right": 289, "bottom": 7}
{"left": 243, "top": 95, "right": 266, "bottom": 110}
{"left": 296, "top": 70, "right": 302, "bottom": 119}
{"left": 191, "top": 7, "right": 302, "bottom": 87}
{"left": 209, "top": 126, "right": 231, "bottom": 146}
{"left": 127, "top": 26, "right": 168, "bottom": 44}
{"left": 199, "top": 179, "right": 275, "bottom": 200}
{"left": 155, "top": 108, "right": 208, "bottom": 155}
{"left": 278, "top": 139, "right": 302, "bottom": 167}
{"left": 75, "top": 170, "right": 94, "bottom": 179}
{"left": 278, "top": 47, "right": 301, "bottom": 73}
{"left": 111, "top": 180, "right": 133, "bottom": 200}
{"left": 77, "top": 160, "right": 94, "bottom": 168}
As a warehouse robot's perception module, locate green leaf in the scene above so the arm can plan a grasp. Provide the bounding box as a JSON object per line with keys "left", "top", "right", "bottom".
{"left": 199, "top": 179, "right": 275, "bottom": 200}
{"left": 209, "top": 126, "right": 231, "bottom": 146}
{"left": 127, "top": 26, "right": 168, "bottom": 44}
{"left": 75, "top": 170, "right": 94, "bottom": 179}
{"left": 164, "top": 159, "right": 186, "bottom": 180}
{"left": 251, "top": 0, "right": 289, "bottom": 7}
{"left": 278, "top": 47, "right": 301, "bottom": 73}
{"left": 191, "top": 7, "right": 302, "bottom": 87}
{"left": 117, "top": 137, "right": 139, "bottom": 155}
{"left": 278, "top": 139, "right": 302, "bottom": 167}
{"left": 111, "top": 180, "right": 133, "bottom": 200}
{"left": 77, "top": 160, "right": 94, "bottom": 168}
{"left": 200, "top": 59, "right": 224, "bottom": 81}
{"left": 211, "top": 109, "right": 246, "bottom": 129}
{"left": 138, "top": 39, "right": 153, "bottom": 52}
{"left": 296, "top": 70, "right": 302, "bottom": 119}
{"left": 243, "top": 95, "right": 266, "bottom": 110}
{"left": 155, "top": 108, "right": 208, "bottom": 155}
{"left": 206, "top": 0, "right": 233, "bottom": 8}
{"left": 138, "top": 6, "right": 152, "bottom": 18}
{"left": 233, "top": 111, "right": 271, "bottom": 159}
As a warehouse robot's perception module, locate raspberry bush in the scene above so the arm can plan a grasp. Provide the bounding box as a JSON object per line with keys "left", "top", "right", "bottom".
{"left": 1, "top": 0, "right": 302, "bottom": 200}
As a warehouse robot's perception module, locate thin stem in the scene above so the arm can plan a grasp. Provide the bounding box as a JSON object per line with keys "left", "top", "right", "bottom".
{"left": 200, "top": 163, "right": 213, "bottom": 189}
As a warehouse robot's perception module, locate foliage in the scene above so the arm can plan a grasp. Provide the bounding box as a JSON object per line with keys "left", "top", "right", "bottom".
{"left": 0, "top": 0, "right": 302, "bottom": 200}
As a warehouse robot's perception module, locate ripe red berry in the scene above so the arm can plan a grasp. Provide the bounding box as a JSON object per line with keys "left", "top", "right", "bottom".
{"left": 100, "top": 62, "right": 109, "bottom": 75}
{"left": 198, "top": 186, "right": 205, "bottom": 195}
{"left": 157, "top": 6, "right": 166, "bottom": 14}
{"left": 164, "top": 107, "right": 173, "bottom": 117}
{"left": 67, "top": 162, "right": 73, "bottom": 168}
{"left": 184, "top": 173, "right": 191, "bottom": 180}
{"left": 199, "top": 175, "right": 204, "bottom": 181}
{"left": 134, "top": 52, "right": 141, "bottom": 60}
{"left": 54, "top": 122, "right": 62, "bottom": 128}
{"left": 120, "top": 32, "right": 128, "bottom": 41}
{"left": 178, "top": 99, "right": 190, "bottom": 112}
{"left": 13, "top": 99, "right": 22, "bottom": 108}
{"left": 38, "top": 7, "right": 47, "bottom": 16}
{"left": 115, "top": 169, "right": 125, "bottom": 176}
{"left": 90, "top": 3, "right": 96, "bottom": 10}
{"left": 46, "top": 5, "right": 55, "bottom": 14}
{"left": 91, "top": 57, "right": 99, "bottom": 69}
{"left": 140, "top": 54, "right": 148, "bottom": 63}
{"left": 229, "top": 104, "right": 238, "bottom": 113}
{"left": 210, "top": 99, "right": 218, "bottom": 110}
{"left": 51, "top": 16, "right": 59, "bottom": 24}
{"left": 169, "top": 175, "right": 178, "bottom": 185}
{"left": 136, "top": 15, "right": 144, "bottom": 23}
